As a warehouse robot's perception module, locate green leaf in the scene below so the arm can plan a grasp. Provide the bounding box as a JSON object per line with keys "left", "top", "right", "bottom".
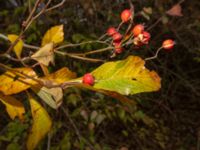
{"left": 90, "top": 55, "right": 161, "bottom": 95}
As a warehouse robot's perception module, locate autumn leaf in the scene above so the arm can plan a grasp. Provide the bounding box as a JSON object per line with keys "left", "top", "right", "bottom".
{"left": 31, "top": 85, "right": 63, "bottom": 109}
{"left": 31, "top": 67, "right": 76, "bottom": 109}
{"left": 42, "top": 67, "right": 77, "bottom": 84}
{"left": 0, "top": 67, "right": 38, "bottom": 95}
{"left": 27, "top": 94, "right": 52, "bottom": 150}
{"left": 80, "top": 56, "right": 161, "bottom": 95}
{"left": 41, "top": 25, "right": 64, "bottom": 46}
{"left": 31, "top": 42, "right": 54, "bottom": 66}
{"left": 166, "top": 4, "right": 183, "bottom": 17}
{"left": 7, "top": 34, "right": 23, "bottom": 58}
{"left": 0, "top": 93, "right": 25, "bottom": 121}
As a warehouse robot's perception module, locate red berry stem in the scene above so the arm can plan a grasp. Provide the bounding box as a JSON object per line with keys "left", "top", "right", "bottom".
{"left": 145, "top": 47, "right": 163, "bottom": 61}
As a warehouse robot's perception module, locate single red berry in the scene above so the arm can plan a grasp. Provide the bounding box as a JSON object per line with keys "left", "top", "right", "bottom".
{"left": 162, "top": 39, "right": 175, "bottom": 50}
{"left": 107, "top": 27, "right": 117, "bottom": 36}
{"left": 113, "top": 41, "right": 123, "bottom": 53}
{"left": 115, "top": 46, "right": 123, "bottom": 53}
{"left": 121, "top": 9, "right": 132, "bottom": 23}
{"left": 142, "top": 31, "right": 151, "bottom": 44}
{"left": 132, "top": 24, "right": 145, "bottom": 37}
{"left": 112, "top": 32, "right": 122, "bottom": 41}
{"left": 82, "top": 73, "right": 95, "bottom": 86}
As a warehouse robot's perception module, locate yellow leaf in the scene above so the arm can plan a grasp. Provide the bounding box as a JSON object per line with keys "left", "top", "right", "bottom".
{"left": 7, "top": 34, "right": 23, "bottom": 58}
{"left": 0, "top": 93, "right": 25, "bottom": 121}
{"left": 27, "top": 94, "right": 52, "bottom": 150}
{"left": 41, "top": 25, "right": 64, "bottom": 46}
{"left": 43, "top": 67, "right": 76, "bottom": 84}
{"left": 31, "top": 43, "right": 54, "bottom": 66}
{"left": 90, "top": 55, "right": 161, "bottom": 95}
{"left": 0, "top": 67, "right": 38, "bottom": 95}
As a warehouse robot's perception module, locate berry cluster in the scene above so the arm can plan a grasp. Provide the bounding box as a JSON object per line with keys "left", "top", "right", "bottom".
{"left": 106, "top": 9, "right": 175, "bottom": 54}
{"left": 82, "top": 8, "right": 175, "bottom": 86}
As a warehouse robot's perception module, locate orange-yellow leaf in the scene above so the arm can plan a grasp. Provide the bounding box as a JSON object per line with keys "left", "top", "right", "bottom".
{"left": 31, "top": 43, "right": 54, "bottom": 66}
{"left": 41, "top": 25, "right": 64, "bottom": 46}
{"left": 0, "top": 93, "right": 25, "bottom": 121}
{"left": 32, "top": 67, "right": 76, "bottom": 109}
{"left": 27, "top": 94, "right": 52, "bottom": 150}
{"left": 0, "top": 67, "right": 38, "bottom": 95}
{"left": 7, "top": 34, "right": 23, "bottom": 58}
{"left": 43, "top": 67, "right": 76, "bottom": 84}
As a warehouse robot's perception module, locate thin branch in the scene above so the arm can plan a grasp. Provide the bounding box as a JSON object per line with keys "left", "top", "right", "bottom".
{"left": 147, "top": 17, "right": 162, "bottom": 31}
{"left": 47, "top": 133, "right": 51, "bottom": 150}
{"left": 55, "top": 51, "right": 105, "bottom": 62}
{"left": 61, "top": 107, "right": 95, "bottom": 150}
{"left": 56, "top": 40, "right": 109, "bottom": 50}
{"left": 145, "top": 47, "right": 162, "bottom": 61}
{"left": 83, "top": 47, "right": 113, "bottom": 55}
{"left": 45, "top": 0, "right": 66, "bottom": 12}
{"left": 0, "top": 63, "right": 42, "bottom": 85}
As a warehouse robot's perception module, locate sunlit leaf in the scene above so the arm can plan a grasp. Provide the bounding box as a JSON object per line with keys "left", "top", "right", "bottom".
{"left": 42, "top": 67, "right": 76, "bottom": 84}
{"left": 27, "top": 94, "right": 52, "bottom": 150}
{"left": 0, "top": 67, "right": 38, "bottom": 95}
{"left": 86, "top": 56, "right": 161, "bottom": 95}
{"left": 0, "top": 93, "right": 25, "bottom": 121}
{"left": 41, "top": 25, "right": 64, "bottom": 46}
{"left": 7, "top": 34, "right": 23, "bottom": 58}
{"left": 31, "top": 42, "right": 54, "bottom": 66}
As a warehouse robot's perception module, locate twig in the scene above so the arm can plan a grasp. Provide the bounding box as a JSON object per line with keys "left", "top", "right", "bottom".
{"left": 55, "top": 40, "right": 109, "bottom": 50}
{"left": 147, "top": 17, "right": 162, "bottom": 31}
{"left": 83, "top": 46, "right": 113, "bottom": 55}
{"left": 61, "top": 106, "right": 95, "bottom": 150}
{"left": 46, "top": 0, "right": 66, "bottom": 12}
{"left": 24, "top": 43, "right": 40, "bottom": 50}
{"left": 55, "top": 51, "right": 105, "bottom": 62}
{"left": 145, "top": 47, "right": 162, "bottom": 61}
{"left": 98, "top": 33, "right": 107, "bottom": 40}
{"left": 5, "top": 0, "right": 41, "bottom": 55}
{"left": 47, "top": 133, "right": 51, "bottom": 150}
{"left": 117, "top": 21, "right": 124, "bottom": 31}
{"left": 0, "top": 63, "right": 42, "bottom": 85}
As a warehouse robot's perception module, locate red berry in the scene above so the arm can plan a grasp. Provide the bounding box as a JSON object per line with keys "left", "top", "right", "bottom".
{"left": 107, "top": 27, "right": 117, "bottom": 36}
{"left": 132, "top": 24, "right": 145, "bottom": 37}
{"left": 113, "top": 41, "right": 123, "bottom": 53}
{"left": 112, "top": 32, "right": 122, "bottom": 41}
{"left": 82, "top": 73, "right": 95, "bottom": 86}
{"left": 162, "top": 39, "right": 175, "bottom": 50}
{"left": 121, "top": 9, "right": 132, "bottom": 23}
{"left": 142, "top": 31, "right": 151, "bottom": 44}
